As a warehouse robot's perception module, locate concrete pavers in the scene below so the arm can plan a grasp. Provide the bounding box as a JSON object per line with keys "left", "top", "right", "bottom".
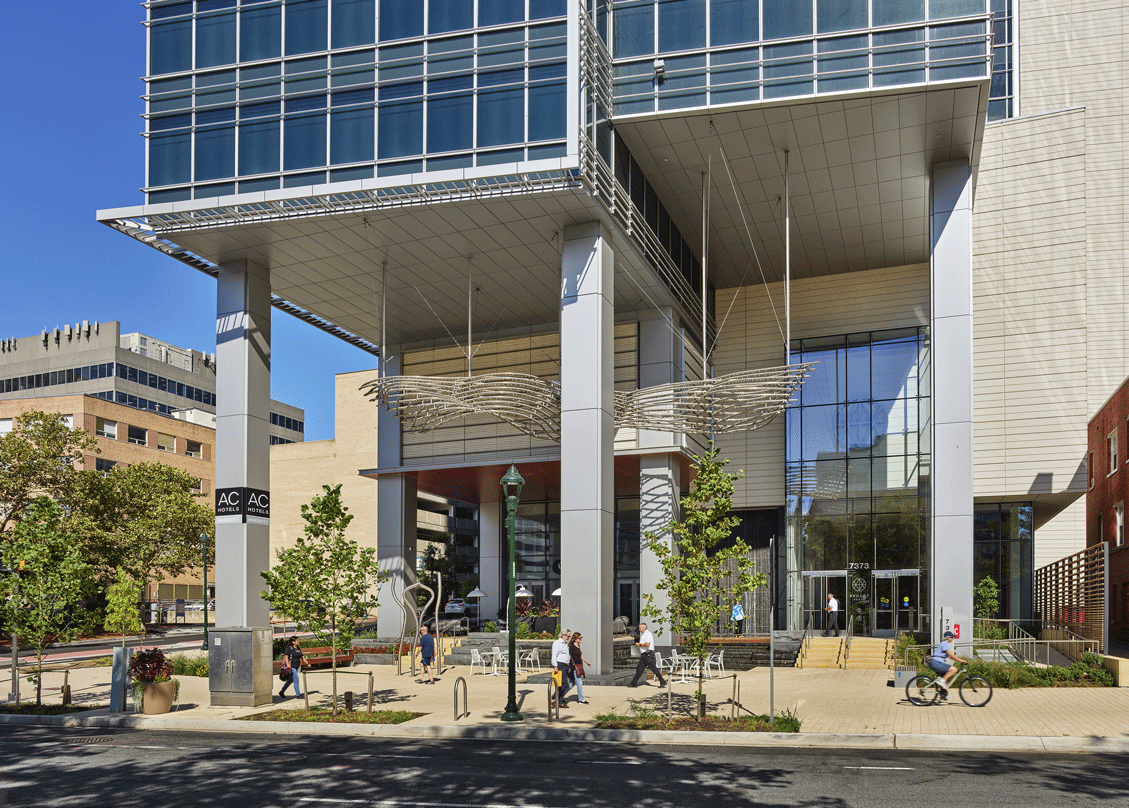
{"left": 7, "top": 660, "right": 1129, "bottom": 753}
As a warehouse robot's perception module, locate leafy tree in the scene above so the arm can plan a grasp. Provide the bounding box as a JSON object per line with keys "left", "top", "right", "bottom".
{"left": 104, "top": 568, "right": 145, "bottom": 648}
{"left": 0, "top": 498, "right": 93, "bottom": 705}
{"left": 69, "top": 462, "right": 214, "bottom": 589}
{"left": 0, "top": 411, "right": 96, "bottom": 535}
{"left": 260, "top": 484, "right": 388, "bottom": 714}
{"left": 641, "top": 443, "right": 766, "bottom": 718}
{"left": 974, "top": 575, "right": 1000, "bottom": 620}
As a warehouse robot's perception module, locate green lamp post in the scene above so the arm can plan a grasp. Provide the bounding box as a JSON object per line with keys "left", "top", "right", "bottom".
{"left": 500, "top": 464, "right": 525, "bottom": 722}
{"left": 199, "top": 532, "right": 210, "bottom": 650}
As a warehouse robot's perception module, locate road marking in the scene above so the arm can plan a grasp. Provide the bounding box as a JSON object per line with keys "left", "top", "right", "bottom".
{"left": 298, "top": 801, "right": 549, "bottom": 808}
{"left": 843, "top": 766, "right": 915, "bottom": 771}
{"left": 576, "top": 760, "right": 644, "bottom": 765}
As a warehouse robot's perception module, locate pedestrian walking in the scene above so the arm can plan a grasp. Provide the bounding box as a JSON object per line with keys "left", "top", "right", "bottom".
{"left": 416, "top": 624, "right": 436, "bottom": 683}
{"left": 551, "top": 629, "right": 573, "bottom": 707}
{"left": 569, "top": 632, "right": 593, "bottom": 704}
{"left": 628, "top": 622, "right": 666, "bottom": 688}
{"left": 279, "top": 636, "right": 304, "bottom": 698}
{"left": 823, "top": 592, "right": 840, "bottom": 637}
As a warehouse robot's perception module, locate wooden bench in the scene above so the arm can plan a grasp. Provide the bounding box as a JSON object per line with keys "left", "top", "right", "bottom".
{"left": 273, "top": 647, "right": 355, "bottom": 671}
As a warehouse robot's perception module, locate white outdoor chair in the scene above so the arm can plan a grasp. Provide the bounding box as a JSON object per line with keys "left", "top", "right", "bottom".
{"left": 469, "top": 648, "right": 489, "bottom": 676}
{"left": 657, "top": 650, "right": 676, "bottom": 677}
{"left": 704, "top": 650, "right": 725, "bottom": 678}
{"left": 517, "top": 647, "right": 541, "bottom": 673}
{"left": 493, "top": 645, "right": 509, "bottom": 674}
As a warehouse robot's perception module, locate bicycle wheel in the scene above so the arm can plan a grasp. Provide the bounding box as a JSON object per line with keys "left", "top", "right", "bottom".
{"left": 959, "top": 675, "right": 993, "bottom": 707}
{"left": 906, "top": 674, "right": 940, "bottom": 706}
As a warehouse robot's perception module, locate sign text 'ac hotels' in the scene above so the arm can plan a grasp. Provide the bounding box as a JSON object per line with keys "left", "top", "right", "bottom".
{"left": 215, "top": 487, "right": 270, "bottom": 525}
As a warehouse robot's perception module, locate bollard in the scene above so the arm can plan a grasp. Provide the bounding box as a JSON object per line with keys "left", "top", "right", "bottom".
{"left": 667, "top": 677, "right": 672, "bottom": 718}
{"left": 368, "top": 671, "right": 374, "bottom": 715}
{"left": 547, "top": 679, "right": 560, "bottom": 722}
{"left": 344, "top": 691, "right": 354, "bottom": 712}
{"left": 62, "top": 670, "right": 71, "bottom": 707}
{"left": 302, "top": 671, "right": 310, "bottom": 712}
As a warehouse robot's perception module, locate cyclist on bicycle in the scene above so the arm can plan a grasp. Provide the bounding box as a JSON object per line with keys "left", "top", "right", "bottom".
{"left": 928, "top": 630, "right": 967, "bottom": 691}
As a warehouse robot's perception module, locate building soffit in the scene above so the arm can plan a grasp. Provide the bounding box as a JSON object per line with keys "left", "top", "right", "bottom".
{"left": 612, "top": 80, "right": 990, "bottom": 289}
{"left": 99, "top": 185, "right": 685, "bottom": 352}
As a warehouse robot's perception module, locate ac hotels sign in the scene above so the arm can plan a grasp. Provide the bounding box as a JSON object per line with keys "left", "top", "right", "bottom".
{"left": 215, "top": 487, "right": 270, "bottom": 525}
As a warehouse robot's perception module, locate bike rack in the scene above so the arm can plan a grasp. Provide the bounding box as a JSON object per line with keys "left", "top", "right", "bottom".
{"left": 547, "top": 678, "right": 560, "bottom": 722}
{"left": 453, "top": 676, "right": 468, "bottom": 720}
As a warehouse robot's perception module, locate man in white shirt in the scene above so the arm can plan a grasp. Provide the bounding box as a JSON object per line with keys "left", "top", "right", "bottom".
{"left": 551, "top": 629, "right": 572, "bottom": 707}
{"left": 823, "top": 592, "right": 840, "bottom": 637}
{"left": 628, "top": 622, "right": 667, "bottom": 688}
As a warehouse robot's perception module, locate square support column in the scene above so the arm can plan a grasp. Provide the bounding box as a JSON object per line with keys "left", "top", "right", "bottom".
{"left": 375, "top": 348, "right": 418, "bottom": 641}
{"left": 640, "top": 455, "right": 680, "bottom": 650}
{"left": 477, "top": 499, "right": 503, "bottom": 629}
{"left": 212, "top": 259, "right": 272, "bottom": 706}
{"left": 930, "top": 161, "right": 975, "bottom": 643}
{"left": 560, "top": 223, "right": 615, "bottom": 673}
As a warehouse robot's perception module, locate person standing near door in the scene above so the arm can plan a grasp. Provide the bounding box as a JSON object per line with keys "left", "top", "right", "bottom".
{"left": 823, "top": 592, "right": 840, "bottom": 637}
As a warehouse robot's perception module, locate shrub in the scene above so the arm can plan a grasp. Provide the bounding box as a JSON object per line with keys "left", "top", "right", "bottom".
{"left": 170, "top": 654, "right": 209, "bottom": 677}
{"left": 128, "top": 647, "right": 172, "bottom": 683}
{"left": 515, "top": 621, "right": 531, "bottom": 640}
{"left": 483, "top": 621, "right": 497, "bottom": 633}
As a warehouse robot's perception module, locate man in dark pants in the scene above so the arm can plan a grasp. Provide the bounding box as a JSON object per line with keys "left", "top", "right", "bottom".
{"left": 628, "top": 622, "right": 667, "bottom": 687}
{"left": 823, "top": 592, "right": 840, "bottom": 637}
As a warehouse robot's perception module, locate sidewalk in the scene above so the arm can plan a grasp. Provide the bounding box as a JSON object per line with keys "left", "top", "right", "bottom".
{"left": 5, "top": 660, "right": 1129, "bottom": 754}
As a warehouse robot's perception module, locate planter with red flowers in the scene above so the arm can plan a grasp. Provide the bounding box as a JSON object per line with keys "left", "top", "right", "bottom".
{"left": 128, "top": 647, "right": 179, "bottom": 715}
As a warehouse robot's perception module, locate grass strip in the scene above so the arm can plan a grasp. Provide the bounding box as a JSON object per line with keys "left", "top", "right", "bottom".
{"left": 239, "top": 707, "right": 423, "bottom": 724}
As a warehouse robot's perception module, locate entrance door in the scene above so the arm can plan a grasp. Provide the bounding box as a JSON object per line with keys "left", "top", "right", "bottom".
{"left": 871, "top": 571, "right": 920, "bottom": 637}
{"left": 803, "top": 572, "right": 846, "bottom": 634}
{"left": 616, "top": 579, "right": 639, "bottom": 623}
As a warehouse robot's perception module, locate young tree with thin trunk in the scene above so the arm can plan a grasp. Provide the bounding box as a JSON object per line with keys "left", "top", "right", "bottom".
{"left": 104, "top": 568, "right": 145, "bottom": 648}
{"left": 641, "top": 443, "right": 766, "bottom": 719}
{"left": 0, "top": 499, "right": 93, "bottom": 705}
{"left": 260, "top": 484, "right": 387, "bottom": 714}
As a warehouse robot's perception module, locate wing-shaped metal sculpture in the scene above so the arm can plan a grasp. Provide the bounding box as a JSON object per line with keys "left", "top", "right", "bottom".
{"left": 615, "top": 363, "right": 815, "bottom": 434}
{"left": 360, "top": 372, "right": 562, "bottom": 442}
{"left": 361, "top": 362, "right": 812, "bottom": 441}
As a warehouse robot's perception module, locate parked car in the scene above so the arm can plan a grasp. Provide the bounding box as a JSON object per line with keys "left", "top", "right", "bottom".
{"left": 442, "top": 598, "right": 468, "bottom": 614}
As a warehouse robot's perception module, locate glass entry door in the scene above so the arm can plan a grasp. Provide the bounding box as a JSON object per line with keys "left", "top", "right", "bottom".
{"left": 616, "top": 579, "right": 639, "bottom": 623}
{"left": 803, "top": 572, "right": 846, "bottom": 634}
{"left": 871, "top": 571, "right": 919, "bottom": 637}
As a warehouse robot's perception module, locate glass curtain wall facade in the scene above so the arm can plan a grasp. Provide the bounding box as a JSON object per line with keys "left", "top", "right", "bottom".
{"left": 785, "top": 327, "right": 931, "bottom": 636}
{"left": 503, "top": 497, "right": 640, "bottom": 621}
{"left": 606, "top": 0, "right": 1002, "bottom": 117}
{"left": 973, "top": 502, "right": 1033, "bottom": 620}
{"left": 145, "top": 0, "right": 569, "bottom": 202}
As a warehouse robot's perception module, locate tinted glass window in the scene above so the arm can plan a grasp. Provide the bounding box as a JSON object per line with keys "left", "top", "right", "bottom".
{"left": 873, "top": 0, "right": 926, "bottom": 26}
{"left": 331, "top": 0, "right": 375, "bottom": 48}
{"left": 479, "top": 0, "right": 524, "bottom": 26}
{"left": 195, "top": 125, "right": 236, "bottom": 180}
{"left": 764, "top": 0, "right": 813, "bottom": 40}
{"left": 380, "top": 0, "right": 423, "bottom": 39}
{"left": 197, "top": 12, "right": 237, "bottom": 68}
{"left": 710, "top": 0, "right": 758, "bottom": 45}
{"left": 240, "top": 120, "right": 281, "bottom": 175}
{"left": 149, "top": 133, "right": 191, "bottom": 186}
{"left": 331, "top": 107, "right": 374, "bottom": 163}
{"left": 284, "top": 113, "right": 327, "bottom": 169}
{"left": 614, "top": 1, "right": 654, "bottom": 57}
{"left": 151, "top": 21, "right": 192, "bottom": 74}
{"left": 477, "top": 85, "right": 523, "bottom": 147}
{"left": 286, "top": 0, "right": 328, "bottom": 55}
{"left": 429, "top": 0, "right": 473, "bottom": 34}
{"left": 817, "top": 0, "right": 867, "bottom": 32}
{"left": 379, "top": 86, "right": 423, "bottom": 158}
{"left": 658, "top": 0, "right": 705, "bottom": 52}
{"left": 240, "top": 5, "right": 282, "bottom": 61}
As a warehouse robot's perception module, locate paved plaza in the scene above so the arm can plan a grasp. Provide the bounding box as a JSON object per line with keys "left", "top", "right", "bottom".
{"left": 9, "top": 649, "right": 1129, "bottom": 752}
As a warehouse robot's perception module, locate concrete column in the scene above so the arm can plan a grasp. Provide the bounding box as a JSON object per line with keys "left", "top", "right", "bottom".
{"left": 637, "top": 308, "right": 681, "bottom": 649}
{"left": 560, "top": 222, "right": 615, "bottom": 674}
{"left": 478, "top": 499, "right": 503, "bottom": 628}
{"left": 214, "top": 259, "right": 271, "bottom": 631}
{"left": 930, "top": 161, "right": 975, "bottom": 644}
{"left": 375, "top": 348, "right": 418, "bottom": 640}
{"left": 640, "top": 455, "right": 679, "bottom": 650}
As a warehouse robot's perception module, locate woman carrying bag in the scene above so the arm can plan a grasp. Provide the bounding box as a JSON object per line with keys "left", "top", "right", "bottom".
{"left": 568, "top": 632, "right": 593, "bottom": 705}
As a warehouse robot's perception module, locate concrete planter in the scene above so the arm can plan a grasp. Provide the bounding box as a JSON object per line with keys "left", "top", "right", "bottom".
{"left": 140, "top": 681, "right": 176, "bottom": 715}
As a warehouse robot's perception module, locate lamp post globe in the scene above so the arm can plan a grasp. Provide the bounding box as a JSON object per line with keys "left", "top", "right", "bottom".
{"left": 500, "top": 464, "right": 524, "bottom": 722}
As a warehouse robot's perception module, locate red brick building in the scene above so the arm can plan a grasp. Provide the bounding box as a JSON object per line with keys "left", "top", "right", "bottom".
{"left": 1088, "top": 379, "right": 1129, "bottom": 643}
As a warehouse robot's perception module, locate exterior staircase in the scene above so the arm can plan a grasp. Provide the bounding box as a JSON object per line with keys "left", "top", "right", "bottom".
{"left": 844, "top": 637, "right": 895, "bottom": 669}
{"left": 798, "top": 636, "right": 844, "bottom": 668}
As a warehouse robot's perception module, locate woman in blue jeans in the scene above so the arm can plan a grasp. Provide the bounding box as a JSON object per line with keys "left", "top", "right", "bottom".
{"left": 279, "top": 637, "right": 304, "bottom": 698}
{"left": 568, "top": 633, "right": 593, "bottom": 704}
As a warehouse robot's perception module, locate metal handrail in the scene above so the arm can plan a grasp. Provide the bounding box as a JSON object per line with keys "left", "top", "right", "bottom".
{"left": 842, "top": 609, "right": 855, "bottom": 668}
{"left": 902, "top": 637, "right": 1101, "bottom": 668}
{"left": 798, "top": 612, "right": 814, "bottom": 667}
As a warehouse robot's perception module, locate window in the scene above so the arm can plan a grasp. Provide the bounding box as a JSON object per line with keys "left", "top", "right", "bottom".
{"left": 190, "top": 477, "right": 203, "bottom": 494}
{"left": 1117, "top": 503, "right": 1125, "bottom": 547}
{"left": 128, "top": 425, "right": 148, "bottom": 446}
{"left": 96, "top": 418, "right": 117, "bottom": 439}
{"left": 0, "top": 418, "right": 11, "bottom": 436}
{"left": 1109, "top": 430, "right": 1118, "bottom": 475}
{"left": 186, "top": 440, "right": 203, "bottom": 458}
{"left": 95, "top": 458, "right": 117, "bottom": 475}
{"left": 157, "top": 433, "right": 176, "bottom": 453}
{"left": 1089, "top": 451, "right": 1095, "bottom": 490}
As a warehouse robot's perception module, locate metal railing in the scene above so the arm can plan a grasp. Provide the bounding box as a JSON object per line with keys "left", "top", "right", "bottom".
{"left": 842, "top": 609, "right": 855, "bottom": 668}
{"left": 797, "top": 612, "right": 814, "bottom": 667}
{"left": 902, "top": 637, "right": 1100, "bottom": 668}
{"left": 1035, "top": 542, "right": 1108, "bottom": 654}
{"left": 453, "top": 676, "right": 468, "bottom": 721}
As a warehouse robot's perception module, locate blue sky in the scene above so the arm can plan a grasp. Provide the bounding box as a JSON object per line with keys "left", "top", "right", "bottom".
{"left": 0, "top": 1, "right": 377, "bottom": 441}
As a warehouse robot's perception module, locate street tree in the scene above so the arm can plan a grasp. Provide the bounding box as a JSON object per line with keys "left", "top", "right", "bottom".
{"left": 260, "top": 484, "right": 388, "bottom": 714}
{"left": 641, "top": 443, "right": 766, "bottom": 718}
{"left": 70, "top": 462, "right": 214, "bottom": 589}
{"left": 103, "top": 568, "right": 145, "bottom": 648}
{"left": 0, "top": 411, "right": 96, "bottom": 535}
{"left": 0, "top": 498, "right": 94, "bottom": 705}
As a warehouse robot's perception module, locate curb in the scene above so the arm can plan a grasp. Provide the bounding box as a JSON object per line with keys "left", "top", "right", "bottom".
{"left": 2, "top": 713, "right": 1127, "bottom": 754}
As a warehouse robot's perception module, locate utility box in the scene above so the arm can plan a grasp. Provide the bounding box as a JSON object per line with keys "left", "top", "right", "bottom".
{"left": 208, "top": 627, "right": 273, "bottom": 706}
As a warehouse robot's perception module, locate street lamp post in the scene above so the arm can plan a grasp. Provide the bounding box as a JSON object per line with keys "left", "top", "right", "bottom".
{"left": 500, "top": 464, "right": 524, "bottom": 722}
{"left": 199, "top": 532, "right": 210, "bottom": 650}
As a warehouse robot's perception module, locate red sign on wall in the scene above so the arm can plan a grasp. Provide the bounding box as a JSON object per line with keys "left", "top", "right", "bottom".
{"left": 953, "top": 624, "right": 961, "bottom": 639}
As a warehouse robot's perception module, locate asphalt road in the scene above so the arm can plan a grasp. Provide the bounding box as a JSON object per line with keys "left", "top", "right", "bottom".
{"left": 1, "top": 726, "right": 1124, "bottom": 807}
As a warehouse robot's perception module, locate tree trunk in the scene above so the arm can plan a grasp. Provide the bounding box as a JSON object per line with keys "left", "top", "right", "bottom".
{"left": 331, "top": 618, "right": 338, "bottom": 715}
{"left": 36, "top": 655, "right": 44, "bottom": 707}
{"left": 696, "top": 666, "right": 705, "bottom": 719}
